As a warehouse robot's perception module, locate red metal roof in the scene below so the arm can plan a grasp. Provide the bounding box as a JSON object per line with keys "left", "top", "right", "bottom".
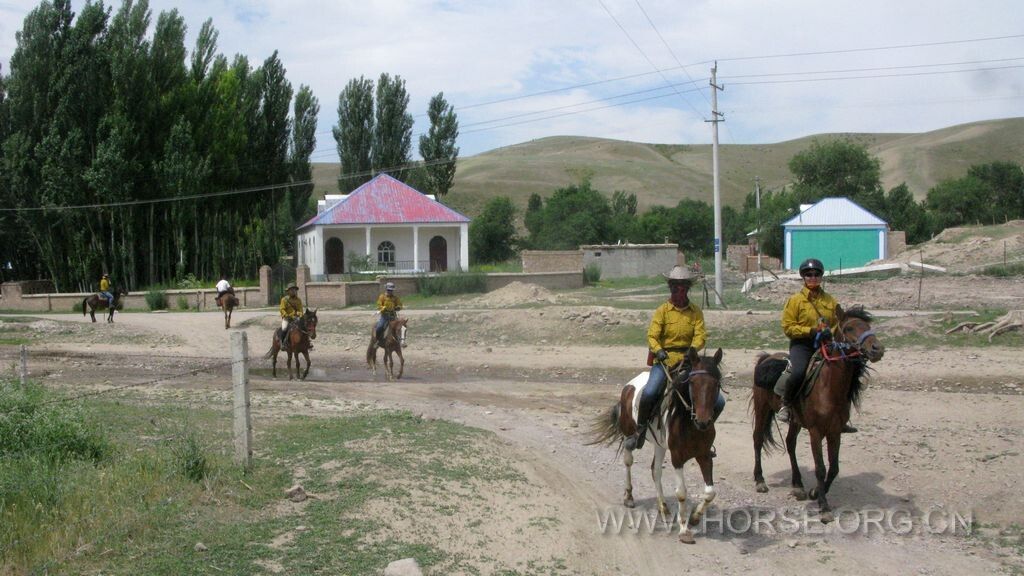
{"left": 299, "top": 174, "right": 470, "bottom": 229}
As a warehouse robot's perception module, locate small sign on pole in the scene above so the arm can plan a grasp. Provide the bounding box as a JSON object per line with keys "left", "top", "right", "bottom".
{"left": 231, "top": 332, "right": 252, "bottom": 469}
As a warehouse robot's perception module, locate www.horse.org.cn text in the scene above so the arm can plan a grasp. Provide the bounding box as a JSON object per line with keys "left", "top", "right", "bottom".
{"left": 595, "top": 506, "right": 973, "bottom": 536}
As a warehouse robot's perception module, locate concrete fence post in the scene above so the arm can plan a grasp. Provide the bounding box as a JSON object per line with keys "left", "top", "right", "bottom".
{"left": 231, "top": 331, "right": 252, "bottom": 469}
{"left": 20, "top": 344, "right": 28, "bottom": 386}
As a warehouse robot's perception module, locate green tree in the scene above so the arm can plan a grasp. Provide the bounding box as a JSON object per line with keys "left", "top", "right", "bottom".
{"left": 926, "top": 176, "right": 991, "bottom": 230}
{"left": 788, "top": 139, "right": 884, "bottom": 215}
{"left": 418, "top": 91, "right": 459, "bottom": 199}
{"left": 333, "top": 76, "right": 374, "bottom": 192}
{"left": 469, "top": 196, "right": 517, "bottom": 264}
{"left": 524, "top": 193, "right": 543, "bottom": 242}
{"left": 373, "top": 73, "right": 413, "bottom": 181}
{"left": 529, "top": 180, "right": 611, "bottom": 249}
{"left": 290, "top": 84, "right": 319, "bottom": 223}
{"left": 968, "top": 161, "right": 1024, "bottom": 220}
{"left": 881, "top": 183, "right": 931, "bottom": 244}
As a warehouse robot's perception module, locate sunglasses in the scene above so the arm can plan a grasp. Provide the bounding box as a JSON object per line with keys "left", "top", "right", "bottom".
{"left": 802, "top": 272, "right": 822, "bottom": 278}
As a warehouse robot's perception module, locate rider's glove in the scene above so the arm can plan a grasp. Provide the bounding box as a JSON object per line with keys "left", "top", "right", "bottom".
{"left": 654, "top": 349, "right": 668, "bottom": 362}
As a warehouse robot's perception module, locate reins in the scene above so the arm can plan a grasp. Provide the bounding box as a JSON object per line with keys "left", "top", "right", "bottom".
{"left": 819, "top": 322, "right": 874, "bottom": 362}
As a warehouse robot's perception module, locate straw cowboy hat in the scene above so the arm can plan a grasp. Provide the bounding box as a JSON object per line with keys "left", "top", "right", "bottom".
{"left": 663, "top": 265, "right": 697, "bottom": 282}
{"left": 286, "top": 283, "right": 298, "bottom": 291}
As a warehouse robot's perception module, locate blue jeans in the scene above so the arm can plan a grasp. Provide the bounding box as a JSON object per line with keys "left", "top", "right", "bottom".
{"left": 100, "top": 291, "right": 113, "bottom": 306}
{"left": 641, "top": 363, "right": 727, "bottom": 416}
{"left": 375, "top": 314, "right": 393, "bottom": 341}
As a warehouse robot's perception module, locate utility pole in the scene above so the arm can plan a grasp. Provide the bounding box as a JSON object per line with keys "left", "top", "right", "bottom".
{"left": 755, "top": 176, "right": 762, "bottom": 282}
{"left": 707, "top": 63, "right": 724, "bottom": 307}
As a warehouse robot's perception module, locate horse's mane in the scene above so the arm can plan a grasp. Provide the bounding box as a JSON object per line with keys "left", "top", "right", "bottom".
{"left": 669, "top": 353, "right": 721, "bottom": 416}
{"left": 840, "top": 305, "right": 873, "bottom": 407}
{"left": 843, "top": 305, "right": 873, "bottom": 324}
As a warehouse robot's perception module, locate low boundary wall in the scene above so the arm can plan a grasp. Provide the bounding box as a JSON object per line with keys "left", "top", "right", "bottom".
{"left": 1, "top": 282, "right": 263, "bottom": 313}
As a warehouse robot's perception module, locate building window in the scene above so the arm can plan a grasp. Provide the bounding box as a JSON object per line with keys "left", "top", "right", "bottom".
{"left": 377, "top": 241, "right": 396, "bottom": 268}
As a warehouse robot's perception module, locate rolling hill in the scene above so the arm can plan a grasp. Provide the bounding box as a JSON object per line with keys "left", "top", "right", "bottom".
{"left": 311, "top": 117, "right": 1024, "bottom": 218}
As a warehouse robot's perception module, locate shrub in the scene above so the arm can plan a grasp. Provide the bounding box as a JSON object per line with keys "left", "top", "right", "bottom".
{"left": 176, "top": 273, "right": 203, "bottom": 290}
{"left": 0, "top": 379, "right": 108, "bottom": 463}
{"left": 145, "top": 290, "right": 167, "bottom": 311}
{"left": 416, "top": 272, "right": 487, "bottom": 296}
{"left": 71, "top": 301, "right": 83, "bottom": 313}
{"left": 172, "top": 433, "right": 209, "bottom": 483}
{"left": 584, "top": 263, "right": 602, "bottom": 284}
{"left": 176, "top": 295, "right": 189, "bottom": 310}
{"left": 979, "top": 262, "right": 1024, "bottom": 277}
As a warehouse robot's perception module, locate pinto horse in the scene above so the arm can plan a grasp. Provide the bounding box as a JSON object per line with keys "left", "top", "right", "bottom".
{"left": 366, "top": 317, "right": 407, "bottom": 381}
{"left": 750, "top": 305, "right": 884, "bottom": 523}
{"left": 588, "top": 347, "right": 724, "bottom": 544}
{"left": 264, "top": 309, "right": 318, "bottom": 380}
{"left": 216, "top": 288, "right": 239, "bottom": 329}
{"left": 83, "top": 287, "right": 127, "bottom": 323}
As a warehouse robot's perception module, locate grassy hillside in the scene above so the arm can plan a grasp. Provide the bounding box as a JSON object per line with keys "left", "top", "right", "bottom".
{"left": 311, "top": 117, "right": 1024, "bottom": 218}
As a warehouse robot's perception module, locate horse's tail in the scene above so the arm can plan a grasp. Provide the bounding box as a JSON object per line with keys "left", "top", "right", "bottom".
{"left": 82, "top": 297, "right": 87, "bottom": 316}
{"left": 366, "top": 342, "right": 376, "bottom": 367}
{"left": 584, "top": 403, "right": 624, "bottom": 449}
{"left": 263, "top": 339, "right": 277, "bottom": 360}
{"left": 750, "top": 386, "right": 781, "bottom": 455}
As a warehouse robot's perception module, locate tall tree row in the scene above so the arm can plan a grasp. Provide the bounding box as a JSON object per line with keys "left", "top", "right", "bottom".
{"left": 0, "top": 0, "right": 318, "bottom": 290}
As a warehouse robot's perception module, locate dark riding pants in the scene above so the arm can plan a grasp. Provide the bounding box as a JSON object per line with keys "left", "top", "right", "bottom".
{"left": 784, "top": 339, "right": 815, "bottom": 403}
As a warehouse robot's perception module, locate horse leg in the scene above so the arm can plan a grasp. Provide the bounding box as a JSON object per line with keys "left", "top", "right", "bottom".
{"left": 287, "top": 351, "right": 294, "bottom": 381}
{"left": 823, "top": 430, "right": 842, "bottom": 493}
{"left": 652, "top": 437, "right": 670, "bottom": 519}
{"left": 753, "top": 393, "right": 769, "bottom": 493}
{"left": 673, "top": 463, "right": 695, "bottom": 544}
{"left": 622, "top": 447, "right": 635, "bottom": 508}
{"left": 394, "top": 348, "right": 404, "bottom": 380}
{"left": 688, "top": 454, "right": 716, "bottom": 529}
{"left": 301, "top": 349, "right": 311, "bottom": 380}
{"left": 786, "top": 421, "right": 807, "bottom": 500}
{"left": 807, "top": 429, "right": 833, "bottom": 523}
{"left": 384, "top": 348, "right": 394, "bottom": 381}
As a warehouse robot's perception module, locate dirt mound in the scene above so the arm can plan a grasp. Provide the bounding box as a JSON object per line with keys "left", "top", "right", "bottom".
{"left": 889, "top": 220, "right": 1024, "bottom": 272}
{"left": 462, "top": 282, "right": 557, "bottom": 307}
{"left": 750, "top": 275, "right": 1024, "bottom": 310}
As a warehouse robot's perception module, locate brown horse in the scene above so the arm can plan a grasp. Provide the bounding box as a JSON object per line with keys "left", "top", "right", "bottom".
{"left": 216, "top": 288, "right": 239, "bottom": 329}
{"left": 366, "top": 317, "right": 407, "bottom": 381}
{"left": 264, "top": 309, "right": 318, "bottom": 380}
{"left": 588, "top": 347, "right": 724, "bottom": 544}
{"left": 750, "top": 305, "right": 884, "bottom": 523}
{"left": 82, "top": 287, "right": 127, "bottom": 323}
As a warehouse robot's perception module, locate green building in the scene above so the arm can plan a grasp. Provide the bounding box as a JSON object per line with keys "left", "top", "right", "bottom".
{"left": 783, "top": 197, "right": 888, "bottom": 272}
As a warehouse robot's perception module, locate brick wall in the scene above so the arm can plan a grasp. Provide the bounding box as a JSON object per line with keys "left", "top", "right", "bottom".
{"left": 521, "top": 250, "right": 583, "bottom": 273}
{"left": 580, "top": 244, "right": 681, "bottom": 278}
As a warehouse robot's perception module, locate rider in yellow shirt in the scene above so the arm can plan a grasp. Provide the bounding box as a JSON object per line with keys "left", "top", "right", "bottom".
{"left": 375, "top": 282, "right": 403, "bottom": 346}
{"left": 99, "top": 273, "right": 113, "bottom": 308}
{"left": 279, "top": 284, "right": 304, "bottom": 350}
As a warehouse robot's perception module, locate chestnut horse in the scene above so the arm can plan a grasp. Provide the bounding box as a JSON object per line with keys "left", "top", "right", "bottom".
{"left": 750, "top": 305, "right": 884, "bottom": 523}
{"left": 82, "top": 287, "right": 127, "bottom": 323}
{"left": 588, "top": 347, "right": 724, "bottom": 544}
{"left": 366, "top": 317, "right": 407, "bottom": 381}
{"left": 264, "top": 309, "right": 318, "bottom": 380}
{"left": 216, "top": 288, "right": 239, "bottom": 329}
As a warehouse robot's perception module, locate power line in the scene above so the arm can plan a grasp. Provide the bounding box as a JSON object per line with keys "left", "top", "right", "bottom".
{"left": 728, "top": 64, "right": 1024, "bottom": 86}
{"left": 714, "top": 33, "right": 1024, "bottom": 64}
{"left": 722, "top": 56, "right": 1024, "bottom": 79}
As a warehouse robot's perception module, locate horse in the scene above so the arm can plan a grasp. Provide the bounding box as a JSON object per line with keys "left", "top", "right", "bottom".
{"left": 82, "top": 287, "right": 127, "bottom": 323}
{"left": 366, "top": 317, "right": 407, "bottom": 381}
{"left": 588, "top": 347, "right": 724, "bottom": 544}
{"left": 750, "top": 305, "right": 884, "bottom": 523}
{"left": 264, "top": 308, "right": 318, "bottom": 380}
{"left": 216, "top": 288, "right": 239, "bottom": 329}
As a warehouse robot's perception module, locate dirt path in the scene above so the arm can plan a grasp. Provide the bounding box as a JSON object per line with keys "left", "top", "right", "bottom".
{"left": 3, "top": 308, "right": 1023, "bottom": 575}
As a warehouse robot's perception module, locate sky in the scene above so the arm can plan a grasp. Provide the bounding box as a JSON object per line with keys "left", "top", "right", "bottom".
{"left": 2, "top": 0, "right": 1022, "bottom": 162}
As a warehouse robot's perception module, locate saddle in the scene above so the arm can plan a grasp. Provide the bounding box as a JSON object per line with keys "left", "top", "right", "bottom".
{"left": 755, "top": 352, "right": 825, "bottom": 400}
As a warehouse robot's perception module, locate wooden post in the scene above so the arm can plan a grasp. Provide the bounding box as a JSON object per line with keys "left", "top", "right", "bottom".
{"left": 19, "top": 344, "right": 28, "bottom": 386}
{"left": 231, "top": 331, "right": 252, "bottom": 469}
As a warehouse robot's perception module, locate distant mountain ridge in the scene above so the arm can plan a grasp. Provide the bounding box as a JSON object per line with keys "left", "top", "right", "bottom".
{"left": 311, "top": 117, "right": 1024, "bottom": 218}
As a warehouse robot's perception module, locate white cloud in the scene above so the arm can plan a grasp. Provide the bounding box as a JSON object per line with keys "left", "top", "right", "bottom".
{"left": 2, "top": 0, "right": 1022, "bottom": 156}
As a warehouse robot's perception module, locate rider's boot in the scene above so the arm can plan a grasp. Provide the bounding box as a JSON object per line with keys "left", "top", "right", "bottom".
{"left": 376, "top": 327, "right": 386, "bottom": 348}
{"left": 710, "top": 403, "right": 724, "bottom": 458}
{"left": 624, "top": 392, "right": 658, "bottom": 451}
{"left": 841, "top": 422, "right": 858, "bottom": 433}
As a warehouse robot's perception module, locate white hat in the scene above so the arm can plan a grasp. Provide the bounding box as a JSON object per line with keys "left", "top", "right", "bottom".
{"left": 663, "top": 265, "right": 697, "bottom": 282}
{"left": 385, "top": 282, "right": 395, "bottom": 291}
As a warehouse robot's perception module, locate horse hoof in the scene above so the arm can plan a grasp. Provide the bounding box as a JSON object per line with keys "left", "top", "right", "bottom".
{"left": 679, "top": 532, "right": 696, "bottom": 544}
{"left": 820, "top": 510, "right": 834, "bottom": 524}
{"left": 808, "top": 488, "right": 819, "bottom": 500}
{"left": 688, "top": 514, "right": 702, "bottom": 527}
{"left": 791, "top": 488, "right": 808, "bottom": 501}
{"left": 756, "top": 482, "right": 769, "bottom": 493}
{"left": 623, "top": 497, "right": 635, "bottom": 508}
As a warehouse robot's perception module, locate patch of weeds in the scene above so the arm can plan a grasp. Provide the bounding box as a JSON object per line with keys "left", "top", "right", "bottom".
{"left": 171, "top": 433, "right": 209, "bottom": 482}
{"left": 144, "top": 290, "right": 167, "bottom": 311}
{"left": 527, "top": 516, "right": 561, "bottom": 531}
{"left": 176, "top": 295, "right": 189, "bottom": 310}
{"left": 583, "top": 263, "right": 601, "bottom": 284}
{"left": 979, "top": 262, "right": 1024, "bottom": 277}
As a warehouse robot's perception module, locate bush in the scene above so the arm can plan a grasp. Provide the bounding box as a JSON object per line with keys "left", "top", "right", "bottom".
{"left": 0, "top": 379, "right": 108, "bottom": 463}
{"left": 71, "top": 301, "right": 83, "bottom": 313}
{"left": 584, "top": 263, "right": 602, "bottom": 284}
{"left": 172, "top": 433, "right": 209, "bottom": 483}
{"left": 176, "top": 295, "right": 189, "bottom": 310}
{"left": 416, "top": 272, "right": 487, "bottom": 296}
{"left": 979, "top": 262, "right": 1024, "bottom": 277}
{"left": 145, "top": 290, "right": 167, "bottom": 311}
{"left": 176, "top": 273, "right": 203, "bottom": 290}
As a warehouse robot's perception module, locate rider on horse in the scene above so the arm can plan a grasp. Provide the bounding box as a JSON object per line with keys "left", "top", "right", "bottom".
{"left": 99, "top": 273, "right": 114, "bottom": 308}
{"left": 375, "top": 282, "right": 403, "bottom": 347}
{"left": 215, "top": 273, "right": 232, "bottom": 306}
{"left": 624, "top": 265, "right": 726, "bottom": 452}
{"left": 279, "top": 284, "right": 304, "bottom": 351}
{"left": 780, "top": 258, "right": 857, "bottom": 433}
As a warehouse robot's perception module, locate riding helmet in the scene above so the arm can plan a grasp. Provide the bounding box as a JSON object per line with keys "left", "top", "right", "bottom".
{"left": 798, "top": 258, "right": 825, "bottom": 276}
{"left": 385, "top": 282, "right": 396, "bottom": 291}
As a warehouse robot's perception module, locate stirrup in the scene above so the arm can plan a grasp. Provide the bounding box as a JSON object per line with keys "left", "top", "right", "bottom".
{"left": 778, "top": 405, "right": 792, "bottom": 423}
{"left": 710, "top": 445, "right": 717, "bottom": 459}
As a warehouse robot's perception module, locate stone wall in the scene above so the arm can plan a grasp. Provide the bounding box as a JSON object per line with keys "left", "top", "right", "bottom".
{"left": 0, "top": 285, "right": 261, "bottom": 312}
{"left": 521, "top": 250, "right": 583, "bottom": 273}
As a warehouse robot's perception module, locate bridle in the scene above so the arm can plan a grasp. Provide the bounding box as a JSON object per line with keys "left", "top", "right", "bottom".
{"left": 820, "top": 318, "right": 875, "bottom": 362}
{"left": 669, "top": 366, "right": 719, "bottom": 421}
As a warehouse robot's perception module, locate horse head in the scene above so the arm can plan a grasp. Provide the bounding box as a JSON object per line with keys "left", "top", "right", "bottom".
{"left": 394, "top": 317, "right": 407, "bottom": 347}
{"left": 835, "top": 304, "right": 884, "bottom": 362}
{"left": 304, "top": 308, "right": 318, "bottom": 340}
{"left": 679, "top": 347, "right": 723, "bottom": 431}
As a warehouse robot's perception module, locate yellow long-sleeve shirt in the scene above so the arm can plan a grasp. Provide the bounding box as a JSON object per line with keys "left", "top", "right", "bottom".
{"left": 376, "top": 293, "right": 403, "bottom": 316}
{"left": 99, "top": 278, "right": 110, "bottom": 292}
{"left": 782, "top": 286, "right": 838, "bottom": 340}
{"left": 647, "top": 300, "right": 706, "bottom": 367}
{"left": 280, "top": 295, "right": 303, "bottom": 319}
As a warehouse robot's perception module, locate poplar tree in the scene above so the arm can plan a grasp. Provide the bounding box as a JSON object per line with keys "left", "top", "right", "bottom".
{"left": 418, "top": 91, "right": 459, "bottom": 198}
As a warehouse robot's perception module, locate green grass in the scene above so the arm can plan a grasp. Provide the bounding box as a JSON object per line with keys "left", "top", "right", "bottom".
{"left": 978, "top": 262, "right": 1024, "bottom": 277}
{"left": 416, "top": 271, "right": 488, "bottom": 297}
{"left": 471, "top": 260, "right": 523, "bottom": 273}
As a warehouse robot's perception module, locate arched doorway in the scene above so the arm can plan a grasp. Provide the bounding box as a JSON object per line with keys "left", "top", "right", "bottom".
{"left": 429, "top": 236, "right": 447, "bottom": 272}
{"left": 325, "top": 238, "right": 344, "bottom": 275}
